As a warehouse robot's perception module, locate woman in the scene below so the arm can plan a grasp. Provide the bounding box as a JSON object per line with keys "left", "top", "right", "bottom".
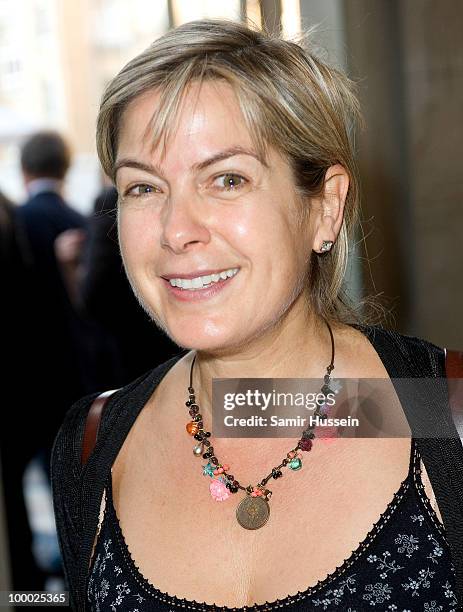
{"left": 51, "top": 19, "right": 462, "bottom": 611}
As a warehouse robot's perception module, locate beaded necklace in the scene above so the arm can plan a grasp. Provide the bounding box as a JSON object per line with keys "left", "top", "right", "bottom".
{"left": 185, "top": 317, "right": 335, "bottom": 530}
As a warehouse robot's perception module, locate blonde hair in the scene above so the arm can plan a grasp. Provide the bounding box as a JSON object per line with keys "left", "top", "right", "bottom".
{"left": 96, "top": 19, "right": 378, "bottom": 326}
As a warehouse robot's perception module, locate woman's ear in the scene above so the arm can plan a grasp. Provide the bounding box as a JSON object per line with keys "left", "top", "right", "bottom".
{"left": 311, "top": 164, "right": 349, "bottom": 253}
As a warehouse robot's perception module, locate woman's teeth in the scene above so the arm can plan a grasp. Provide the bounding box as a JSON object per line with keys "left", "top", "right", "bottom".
{"left": 169, "top": 267, "right": 239, "bottom": 290}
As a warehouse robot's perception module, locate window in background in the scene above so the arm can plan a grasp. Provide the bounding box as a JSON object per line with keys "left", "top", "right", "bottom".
{"left": 34, "top": 0, "right": 52, "bottom": 37}
{"left": 171, "top": 0, "right": 242, "bottom": 26}
{"left": 245, "top": 0, "right": 262, "bottom": 28}
{"left": 281, "top": 0, "right": 301, "bottom": 38}
{"left": 93, "top": 0, "right": 169, "bottom": 51}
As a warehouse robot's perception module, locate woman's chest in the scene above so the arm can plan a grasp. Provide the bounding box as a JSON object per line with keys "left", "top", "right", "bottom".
{"left": 109, "top": 437, "right": 415, "bottom": 607}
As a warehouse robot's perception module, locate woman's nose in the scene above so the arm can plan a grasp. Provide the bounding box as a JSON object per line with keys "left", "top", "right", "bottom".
{"left": 160, "top": 191, "right": 211, "bottom": 253}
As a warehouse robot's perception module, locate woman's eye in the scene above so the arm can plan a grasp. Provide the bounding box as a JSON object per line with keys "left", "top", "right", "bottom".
{"left": 123, "top": 184, "right": 159, "bottom": 198}
{"left": 213, "top": 173, "right": 247, "bottom": 191}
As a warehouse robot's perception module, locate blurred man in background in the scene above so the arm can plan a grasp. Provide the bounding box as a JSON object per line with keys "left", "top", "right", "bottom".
{"left": 2, "top": 131, "right": 89, "bottom": 593}
{"left": 15, "top": 131, "right": 87, "bottom": 477}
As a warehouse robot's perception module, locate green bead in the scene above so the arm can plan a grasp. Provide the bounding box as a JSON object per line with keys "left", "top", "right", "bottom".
{"left": 289, "top": 458, "right": 302, "bottom": 471}
{"left": 202, "top": 463, "right": 215, "bottom": 477}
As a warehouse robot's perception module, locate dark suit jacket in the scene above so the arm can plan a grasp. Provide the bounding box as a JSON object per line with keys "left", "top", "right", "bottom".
{"left": 15, "top": 190, "right": 88, "bottom": 452}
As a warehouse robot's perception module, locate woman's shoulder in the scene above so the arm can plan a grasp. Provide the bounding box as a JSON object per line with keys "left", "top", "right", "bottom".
{"left": 348, "top": 321, "right": 446, "bottom": 377}
{"left": 50, "top": 391, "right": 100, "bottom": 481}
{"left": 51, "top": 351, "right": 187, "bottom": 483}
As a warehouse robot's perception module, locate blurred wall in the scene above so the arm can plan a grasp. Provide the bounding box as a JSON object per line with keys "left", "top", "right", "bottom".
{"left": 399, "top": 1, "right": 463, "bottom": 347}
{"left": 342, "top": 0, "right": 463, "bottom": 346}
{"left": 321, "top": 0, "right": 463, "bottom": 347}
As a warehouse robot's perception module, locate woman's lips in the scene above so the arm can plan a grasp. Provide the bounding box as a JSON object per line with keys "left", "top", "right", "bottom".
{"left": 162, "top": 272, "right": 238, "bottom": 302}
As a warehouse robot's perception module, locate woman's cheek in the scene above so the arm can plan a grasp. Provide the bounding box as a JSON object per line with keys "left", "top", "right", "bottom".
{"left": 119, "top": 210, "right": 156, "bottom": 265}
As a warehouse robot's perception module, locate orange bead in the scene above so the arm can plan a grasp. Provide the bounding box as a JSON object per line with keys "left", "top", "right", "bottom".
{"left": 186, "top": 421, "right": 200, "bottom": 435}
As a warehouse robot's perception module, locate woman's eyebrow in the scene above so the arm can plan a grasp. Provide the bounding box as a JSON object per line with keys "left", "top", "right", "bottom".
{"left": 192, "top": 147, "right": 268, "bottom": 171}
{"left": 113, "top": 158, "right": 161, "bottom": 177}
{"left": 114, "top": 146, "right": 268, "bottom": 177}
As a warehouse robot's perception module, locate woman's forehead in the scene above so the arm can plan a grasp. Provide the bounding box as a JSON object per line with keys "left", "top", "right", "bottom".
{"left": 117, "top": 80, "right": 257, "bottom": 163}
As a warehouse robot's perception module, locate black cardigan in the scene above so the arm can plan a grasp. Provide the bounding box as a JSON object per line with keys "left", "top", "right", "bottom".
{"left": 50, "top": 323, "right": 463, "bottom": 611}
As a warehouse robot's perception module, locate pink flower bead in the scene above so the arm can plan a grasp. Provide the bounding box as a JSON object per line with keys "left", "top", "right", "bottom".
{"left": 298, "top": 438, "right": 313, "bottom": 452}
{"left": 209, "top": 479, "right": 231, "bottom": 502}
{"left": 223, "top": 464, "right": 230, "bottom": 470}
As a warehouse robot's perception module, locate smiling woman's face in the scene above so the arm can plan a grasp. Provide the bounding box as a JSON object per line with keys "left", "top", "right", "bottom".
{"left": 115, "top": 80, "right": 317, "bottom": 352}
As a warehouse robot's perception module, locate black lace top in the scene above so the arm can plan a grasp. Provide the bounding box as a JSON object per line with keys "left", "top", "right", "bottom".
{"left": 87, "top": 438, "right": 457, "bottom": 611}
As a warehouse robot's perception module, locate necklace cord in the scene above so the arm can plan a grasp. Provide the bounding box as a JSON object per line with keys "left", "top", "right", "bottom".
{"left": 189, "top": 317, "right": 334, "bottom": 386}
{"left": 323, "top": 315, "right": 335, "bottom": 375}
{"left": 189, "top": 353, "right": 196, "bottom": 389}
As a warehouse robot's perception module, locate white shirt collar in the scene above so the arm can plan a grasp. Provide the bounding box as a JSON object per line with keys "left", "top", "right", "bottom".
{"left": 27, "top": 178, "right": 63, "bottom": 198}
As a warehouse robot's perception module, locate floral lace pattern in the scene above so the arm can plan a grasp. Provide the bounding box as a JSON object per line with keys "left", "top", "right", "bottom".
{"left": 86, "top": 439, "right": 457, "bottom": 611}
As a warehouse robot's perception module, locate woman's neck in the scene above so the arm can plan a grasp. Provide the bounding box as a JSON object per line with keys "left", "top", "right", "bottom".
{"left": 191, "top": 304, "right": 338, "bottom": 417}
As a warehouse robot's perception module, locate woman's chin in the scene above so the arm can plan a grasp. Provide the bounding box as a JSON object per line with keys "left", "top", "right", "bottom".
{"left": 168, "top": 328, "right": 241, "bottom": 354}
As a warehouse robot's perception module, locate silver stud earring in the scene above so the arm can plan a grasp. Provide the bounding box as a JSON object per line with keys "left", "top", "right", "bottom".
{"left": 320, "top": 240, "right": 334, "bottom": 252}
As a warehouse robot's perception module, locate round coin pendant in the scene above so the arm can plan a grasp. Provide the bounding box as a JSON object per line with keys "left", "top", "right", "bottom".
{"left": 236, "top": 495, "right": 270, "bottom": 530}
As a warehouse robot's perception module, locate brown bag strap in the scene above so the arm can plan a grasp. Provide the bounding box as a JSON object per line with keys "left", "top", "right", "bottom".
{"left": 445, "top": 348, "right": 463, "bottom": 377}
{"left": 445, "top": 349, "right": 463, "bottom": 417}
{"left": 81, "top": 389, "right": 118, "bottom": 466}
